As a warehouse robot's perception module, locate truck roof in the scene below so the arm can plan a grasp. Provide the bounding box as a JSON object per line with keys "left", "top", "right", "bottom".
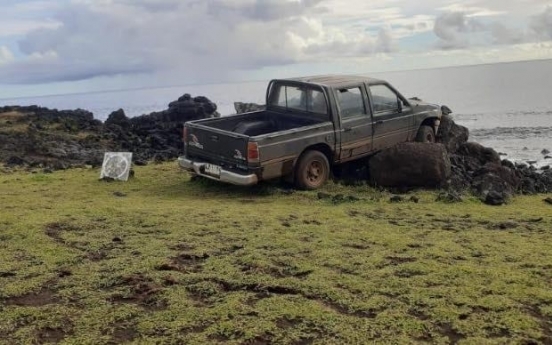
{"left": 279, "top": 74, "right": 385, "bottom": 88}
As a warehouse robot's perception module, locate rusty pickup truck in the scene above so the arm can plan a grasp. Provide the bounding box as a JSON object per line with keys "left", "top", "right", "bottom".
{"left": 178, "top": 75, "right": 449, "bottom": 189}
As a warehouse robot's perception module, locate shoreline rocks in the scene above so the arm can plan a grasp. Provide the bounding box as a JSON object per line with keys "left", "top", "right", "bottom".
{"left": 0, "top": 94, "right": 219, "bottom": 170}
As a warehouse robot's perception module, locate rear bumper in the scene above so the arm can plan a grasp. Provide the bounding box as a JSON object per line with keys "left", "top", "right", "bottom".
{"left": 178, "top": 157, "right": 259, "bottom": 186}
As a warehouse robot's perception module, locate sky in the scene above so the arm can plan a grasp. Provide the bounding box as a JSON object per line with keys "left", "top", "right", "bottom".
{"left": 0, "top": 0, "right": 551, "bottom": 98}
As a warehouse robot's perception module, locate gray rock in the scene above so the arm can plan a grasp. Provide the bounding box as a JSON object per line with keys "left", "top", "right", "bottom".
{"left": 484, "top": 190, "right": 509, "bottom": 206}
{"left": 436, "top": 114, "right": 469, "bottom": 153}
{"left": 457, "top": 142, "right": 501, "bottom": 166}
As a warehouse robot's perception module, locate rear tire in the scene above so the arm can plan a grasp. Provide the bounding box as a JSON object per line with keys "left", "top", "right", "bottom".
{"left": 415, "top": 125, "right": 435, "bottom": 143}
{"left": 294, "top": 150, "right": 330, "bottom": 190}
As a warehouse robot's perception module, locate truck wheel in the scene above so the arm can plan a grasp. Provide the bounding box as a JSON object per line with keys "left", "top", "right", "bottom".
{"left": 416, "top": 125, "right": 435, "bottom": 143}
{"left": 295, "top": 150, "right": 330, "bottom": 190}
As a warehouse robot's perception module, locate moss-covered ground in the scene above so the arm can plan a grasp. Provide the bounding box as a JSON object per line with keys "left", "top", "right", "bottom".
{"left": 1, "top": 164, "right": 551, "bottom": 344}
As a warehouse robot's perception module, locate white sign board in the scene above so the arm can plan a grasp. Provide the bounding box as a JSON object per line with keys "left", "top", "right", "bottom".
{"left": 100, "top": 152, "right": 133, "bottom": 181}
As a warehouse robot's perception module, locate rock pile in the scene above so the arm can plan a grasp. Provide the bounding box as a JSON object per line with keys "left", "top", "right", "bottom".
{"left": 0, "top": 94, "right": 219, "bottom": 170}
{"left": 367, "top": 114, "right": 552, "bottom": 205}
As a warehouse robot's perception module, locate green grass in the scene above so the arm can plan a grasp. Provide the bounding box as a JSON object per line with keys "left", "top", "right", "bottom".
{"left": 0, "top": 164, "right": 551, "bottom": 344}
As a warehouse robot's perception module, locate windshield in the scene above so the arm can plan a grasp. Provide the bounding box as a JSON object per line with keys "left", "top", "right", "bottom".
{"left": 268, "top": 83, "right": 328, "bottom": 115}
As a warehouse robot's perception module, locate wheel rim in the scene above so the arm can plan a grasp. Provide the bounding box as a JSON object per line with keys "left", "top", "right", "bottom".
{"left": 306, "top": 160, "right": 325, "bottom": 186}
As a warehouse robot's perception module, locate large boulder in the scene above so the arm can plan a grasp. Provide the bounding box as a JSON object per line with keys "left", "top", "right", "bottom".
{"left": 166, "top": 94, "right": 219, "bottom": 121}
{"left": 436, "top": 115, "right": 469, "bottom": 153}
{"left": 369, "top": 143, "right": 451, "bottom": 188}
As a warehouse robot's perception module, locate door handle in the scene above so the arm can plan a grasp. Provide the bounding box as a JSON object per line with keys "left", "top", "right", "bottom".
{"left": 375, "top": 120, "right": 384, "bottom": 125}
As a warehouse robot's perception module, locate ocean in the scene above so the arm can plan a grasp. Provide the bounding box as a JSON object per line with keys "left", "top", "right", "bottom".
{"left": 1, "top": 59, "right": 551, "bottom": 166}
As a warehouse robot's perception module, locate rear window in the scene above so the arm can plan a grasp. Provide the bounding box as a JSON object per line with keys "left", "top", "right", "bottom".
{"left": 269, "top": 84, "right": 328, "bottom": 115}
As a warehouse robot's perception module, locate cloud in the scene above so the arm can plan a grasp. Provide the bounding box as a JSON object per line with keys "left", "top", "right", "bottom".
{"left": 0, "top": 19, "right": 61, "bottom": 38}
{"left": 530, "top": 6, "right": 552, "bottom": 40}
{"left": 433, "top": 12, "right": 487, "bottom": 49}
{"left": 1, "top": 0, "right": 551, "bottom": 86}
{"left": 0, "top": 46, "right": 15, "bottom": 64}
{"left": 433, "top": 6, "right": 552, "bottom": 50}
{"left": 0, "top": 0, "right": 395, "bottom": 84}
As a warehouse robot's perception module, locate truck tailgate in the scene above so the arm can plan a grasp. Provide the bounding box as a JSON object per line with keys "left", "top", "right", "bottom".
{"left": 185, "top": 123, "right": 249, "bottom": 166}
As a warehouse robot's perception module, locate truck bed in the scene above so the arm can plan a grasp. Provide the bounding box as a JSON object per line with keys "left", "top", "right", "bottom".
{"left": 196, "top": 111, "right": 325, "bottom": 137}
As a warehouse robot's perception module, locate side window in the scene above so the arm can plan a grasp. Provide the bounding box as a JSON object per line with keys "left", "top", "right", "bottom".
{"left": 370, "top": 85, "right": 400, "bottom": 114}
{"left": 337, "top": 87, "right": 366, "bottom": 118}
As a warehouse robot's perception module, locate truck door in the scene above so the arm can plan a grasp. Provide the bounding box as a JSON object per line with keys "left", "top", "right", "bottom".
{"left": 368, "top": 83, "right": 413, "bottom": 151}
{"left": 337, "top": 85, "right": 373, "bottom": 161}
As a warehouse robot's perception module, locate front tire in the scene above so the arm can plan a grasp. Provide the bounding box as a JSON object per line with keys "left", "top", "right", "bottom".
{"left": 416, "top": 125, "right": 435, "bottom": 143}
{"left": 294, "top": 150, "right": 330, "bottom": 190}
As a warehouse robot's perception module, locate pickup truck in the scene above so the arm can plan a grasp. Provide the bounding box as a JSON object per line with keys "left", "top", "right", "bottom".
{"left": 178, "top": 75, "right": 449, "bottom": 190}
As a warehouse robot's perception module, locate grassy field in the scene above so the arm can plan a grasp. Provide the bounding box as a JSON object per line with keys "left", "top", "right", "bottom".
{"left": 1, "top": 163, "right": 551, "bottom": 345}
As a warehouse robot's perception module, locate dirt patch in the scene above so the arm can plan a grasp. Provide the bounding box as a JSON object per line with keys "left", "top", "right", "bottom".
{"left": 155, "top": 263, "right": 180, "bottom": 272}
{"left": 56, "top": 268, "right": 72, "bottom": 278}
{"left": 209, "top": 278, "right": 301, "bottom": 297}
{"left": 204, "top": 278, "right": 380, "bottom": 319}
{"left": 87, "top": 249, "right": 109, "bottom": 262}
{"left": 44, "top": 221, "right": 93, "bottom": 251}
{"left": 36, "top": 327, "right": 68, "bottom": 344}
{"left": 240, "top": 262, "right": 313, "bottom": 280}
{"left": 408, "top": 308, "right": 430, "bottom": 321}
{"left": 342, "top": 243, "right": 371, "bottom": 250}
{"left": 45, "top": 222, "right": 77, "bottom": 244}
{"left": 108, "top": 274, "right": 167, "bottom": 311}
{"left": 394, "top": 267, "right": 426, "bottom": 278}
{"left": 302, "top": 219, "right": 322, "bottom": 226}
{"left": 437, "top": 322, "right": 465, "bottom": 344}
{"left": 82, "top": 241, "right": 121, "bottom": 262}
{"left": 169, "top": 243, "right": 196, "bottom": 251}
{"left": 324, "top": 301, "right": 381, "bottom": 318}
{"left": 108, "top": 324, "right": 138, "bottom": 344}
{"left": 525, "top": 305, "right": 552, "bottom": 343}
{"left": 245, "top": 335, "right": 272, "bottom": 345}
{"left": 385, "top": 256, "right": 418, "bottom": 265}
{"left": 489, "top": 221, "right": 519, "bottom": 230}
{"left": 163, "top": 252, "right": 210, "bottom": 273}
{"left": 5, "top": 281, "right": 59, "bottom": 307}
{"left": 244, "top": 292, "right": 272, "bottom": 307}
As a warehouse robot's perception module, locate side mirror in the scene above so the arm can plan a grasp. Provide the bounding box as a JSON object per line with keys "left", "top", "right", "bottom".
{"left": 397, "top": 98, "right": 403, "bottom": 113}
